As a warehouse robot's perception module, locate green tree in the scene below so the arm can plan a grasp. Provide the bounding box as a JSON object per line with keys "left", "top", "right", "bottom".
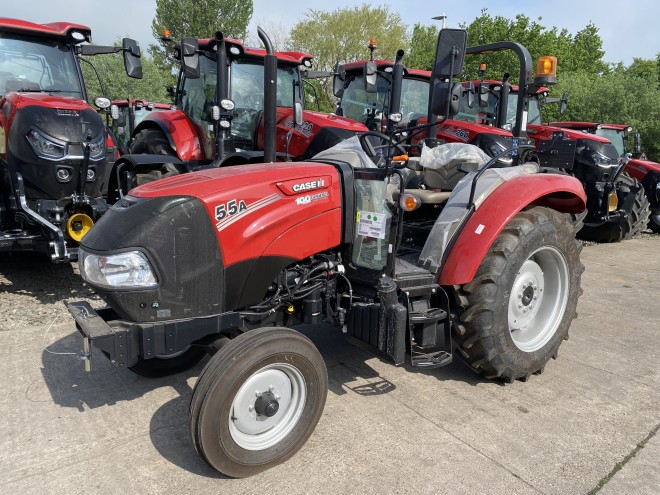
{"left": 150, "top": 0, "right": 253, "bottom": 73}
{"left": 407, "top": 23, "right": 438, "bottom": 71}
{"left": 81, "top": 40, "right": 172, "bottom": 104}
{"left": 457, "top": 9, "right": 607, "bottom": 82}
{"left": 289, "top": 4, "right": 409, "bottom": 112}
{"left": 554, "top": 60, "right": 660, "bottom": 161}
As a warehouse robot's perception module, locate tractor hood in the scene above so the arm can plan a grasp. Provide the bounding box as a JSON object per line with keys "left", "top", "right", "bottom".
{"left": 80, "top": 162, "right": 344, "bottom": 321}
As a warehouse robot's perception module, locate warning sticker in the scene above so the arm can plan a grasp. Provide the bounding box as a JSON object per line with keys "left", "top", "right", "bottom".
{"left": 357, "top": 210, "right": 387, "bottom": 239}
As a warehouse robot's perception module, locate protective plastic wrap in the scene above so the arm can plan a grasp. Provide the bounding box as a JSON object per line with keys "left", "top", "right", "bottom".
{"left": 420, "top": 142, "right": 490, "bottom": 170}
{"left": 311, "top": 135, "right": 376, "bottom": 169}
{"left": 419, "top": 163, "right": 539, "bottom": 272}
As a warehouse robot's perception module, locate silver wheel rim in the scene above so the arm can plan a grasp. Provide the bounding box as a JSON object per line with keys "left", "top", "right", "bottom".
{"left": 508, "top": 246, "right": 569, "bottom": 352}
{"left": 229, "top": 363, "right": 307, "bottom": 451}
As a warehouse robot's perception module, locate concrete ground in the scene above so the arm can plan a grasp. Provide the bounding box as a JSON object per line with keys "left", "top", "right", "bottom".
{"left": 0, "top": 238, "right": 658, "bottom": 495}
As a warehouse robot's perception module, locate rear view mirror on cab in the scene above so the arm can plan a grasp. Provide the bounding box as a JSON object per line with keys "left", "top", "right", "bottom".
{"left": 429, "top": 28, "right": 467, "bottom": 118}
{"left": 364, "top": 61, "right": 378, "bottom": 93}
{"left": 181, "top": 38, "right": 200, "bottom": 79}
{"left": 332, "top": 63, "right": 346, "bottom": 98}
{"left": 122, "top": 38, "right": 142, "bottom": 79}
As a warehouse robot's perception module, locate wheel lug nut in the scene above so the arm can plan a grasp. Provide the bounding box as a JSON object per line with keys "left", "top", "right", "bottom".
{"left": 518, "top": 303, "right": 522, "bottom": 308}
{"left": 249, "top": 405, "right": 254, "bottom": 412}
{"left": 518, "top": 293, "right": 522, "bottom": 299}
{"left": 269, "top": 385, "right": 274, "bottom": 392}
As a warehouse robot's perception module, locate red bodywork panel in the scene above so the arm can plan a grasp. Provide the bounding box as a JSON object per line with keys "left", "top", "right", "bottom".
{"left": 527, "top": 124, "right": 610, "bottom": 144}
{"left": 626, "top": 158, "right": 660, "bottom": 181}
{"left": 132, "top": 162, "right": 343, "bottom": 267}
{"left": 439, "top": 173, "right": 586, "bottom": 286}
{"left": 266, "top": 108, "right": 367, "bottom": 158}
{"left": 140, "top": 109, "right": 204, "bottom": 160}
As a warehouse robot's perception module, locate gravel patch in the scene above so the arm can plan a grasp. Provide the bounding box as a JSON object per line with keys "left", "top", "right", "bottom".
{"left": 0, "top": 253, "right": 101, "bottom": 332}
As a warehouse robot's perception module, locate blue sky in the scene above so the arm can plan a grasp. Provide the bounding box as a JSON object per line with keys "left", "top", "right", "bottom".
{"left": 2, "top": 1, "right": 658, "bottom": 65}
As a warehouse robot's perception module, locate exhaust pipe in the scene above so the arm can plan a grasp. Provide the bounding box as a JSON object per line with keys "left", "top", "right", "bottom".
{"left": 258, "top": 27, "right": 277, "bottom": 163}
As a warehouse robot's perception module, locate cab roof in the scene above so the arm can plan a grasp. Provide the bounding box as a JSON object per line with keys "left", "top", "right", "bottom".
{"left": 197, "top": 37, "right": 313, "bottom": 66}
{"left": 0, "top": 18, "right": 91, "bottom": 41}
{"left": 341, "top": 59, "right": 431, "bottom": 78}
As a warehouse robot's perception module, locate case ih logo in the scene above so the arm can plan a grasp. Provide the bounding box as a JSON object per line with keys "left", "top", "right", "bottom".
{"left": 56, "top": 109, "right": 80, "bottom": 117}
{"left": 292, "top": 179, "right": 325, "bottom": 192}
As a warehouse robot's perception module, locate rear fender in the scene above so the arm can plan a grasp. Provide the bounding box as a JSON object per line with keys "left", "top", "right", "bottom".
{"left": 439, "top": 173, "right": 586, "bottom": 286}
{"left": 133, "top": 111, "right": 204, "bottom": 161}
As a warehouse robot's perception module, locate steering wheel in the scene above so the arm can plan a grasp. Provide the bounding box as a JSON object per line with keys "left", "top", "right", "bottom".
{"left": 358, "top": 130, "right": 407, "bottom": 158}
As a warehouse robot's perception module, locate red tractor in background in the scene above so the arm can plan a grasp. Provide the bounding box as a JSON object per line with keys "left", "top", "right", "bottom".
{"left": 548, "top": 121, "right": 660, "bottom": 233}
{"left": 106, "top": 99, "right": 175, "bottom": 154}
{"left": 108, "top": 31, "right": 366, "bottom": 202}
{"left": 0, "top": 18, "right": 142, "bottom": 261}
{"left": 67, "top": 28, "right": 587, "bottom": 477}
{"left": 333, "top": 41, "right": 544, "bottom": 179}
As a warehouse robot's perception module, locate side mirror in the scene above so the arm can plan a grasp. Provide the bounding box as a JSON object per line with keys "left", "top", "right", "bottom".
{"left": 634, "top": 132, "right": 641, "bottom": 154}
{"left": 332, "top": 63, "right": 345, "bottom": 98}
{"left": 293, "top": 101, "right": 303, "bottom": 126}
{"left": 466, "top": 81, "right": 474, "bottom": 108}
{"left": 364, "top": 61, "right": 377, "bottom": 93}
{"left": 479, "top": 83, "right": 489, "bottom": 107}
{"left": 559, "top": 91, "right": 569, "bottom": 115}
{"left": 122, "top": 38, "right": 142, "bottom": 79}
{"left": 431, "top": 28, "right": 467, "bottom": 79}
{"left": 429, "top": 29, "right": 466, "bottom": 118}
{"left": 181, "top": 38, "right": 200, "bottom": 79}
{"left": 431, "top": 81, "right": 462, "bottom": 117}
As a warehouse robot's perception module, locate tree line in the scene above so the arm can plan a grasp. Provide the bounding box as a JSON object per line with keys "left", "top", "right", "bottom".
{"left": 81, "top": 1, "right": 660, "bottom": 161}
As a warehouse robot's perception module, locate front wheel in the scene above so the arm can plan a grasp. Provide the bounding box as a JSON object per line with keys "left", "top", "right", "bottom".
{"left": 129, "top": 128, "right": 182, "bottom": 188}
{"left": 450, "top": 207, "right": 583, "bottom": 382}
{"left": 189, "top": 327, "right": 328, "bottom": 478}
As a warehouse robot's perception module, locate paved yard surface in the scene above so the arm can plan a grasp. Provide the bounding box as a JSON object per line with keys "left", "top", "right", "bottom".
{"left": 0, "top": 238, "right": 658, "bottom": 495}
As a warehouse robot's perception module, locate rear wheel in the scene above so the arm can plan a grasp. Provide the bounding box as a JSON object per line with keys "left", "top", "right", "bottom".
{"left": 190, "top": 327, "right": 327, "bottom": 478}
{"left": 450, "top": 207, "right": 583, "bottom": 382}
{"left": 129, "top": 129, "right": 182, "bottom": 187}
{"left": 578, "top": 173, "right": 651, "bottom": 242}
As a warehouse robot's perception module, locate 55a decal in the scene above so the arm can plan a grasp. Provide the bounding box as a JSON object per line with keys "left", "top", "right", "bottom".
{"left": 215, "top": 199, "right": 247, "bottom": 221}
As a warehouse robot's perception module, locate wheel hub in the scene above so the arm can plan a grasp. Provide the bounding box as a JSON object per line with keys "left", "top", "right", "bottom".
{"left": 508, "top": 247, "right": 570, "bottom": 353}
{"left": 229, "top": 363, "right": 306, "bottom": 451}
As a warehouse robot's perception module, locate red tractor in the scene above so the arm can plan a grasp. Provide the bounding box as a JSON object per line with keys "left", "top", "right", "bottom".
{"left": 333, "top": 41, "right": 545, "bottom": 176}
{"left": 67, "top": 29, "right": 586, "bottom": 477}
{"left": 106, "top": 99, "right": 175, "bottom": 154}
{"left": 0, "top": 18, "right": 142, "bottom": 261}
{"left": 547, "top": 121, "right": 660, "bottom": 233}
{"left": 108, "top": 30, "right": 366, "bottom": 202}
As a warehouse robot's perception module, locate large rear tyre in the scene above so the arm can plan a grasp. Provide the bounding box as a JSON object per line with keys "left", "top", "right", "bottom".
{"left": 450, "top": 207, "right": 583, "bottom": 383}
{"left": 128, "top": 346, "right": 207, "bottom": 378}
{"left": 190, "top": 327, "right": 328, "bottom": 478}
{"left": 578, "top": 173, "right": 651, "bottom": 242}
{"left": 129, "top": 129, "right": 182, "bottom": 187}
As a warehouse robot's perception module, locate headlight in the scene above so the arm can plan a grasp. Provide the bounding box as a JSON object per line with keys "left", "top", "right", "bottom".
{"left": 88, "top": 133, "right": 106, "bottom": 160}
{"left": 80, "top": 250, "right": 158, "bottom": 288}
{"left": 26, "top": 129, "right": 66, "bottom": 160}
{"left": 488, "top": 142, "right": 513, "bottom": 165}
{"left": 591, "top": 151, "right": 615, "bottom": 168}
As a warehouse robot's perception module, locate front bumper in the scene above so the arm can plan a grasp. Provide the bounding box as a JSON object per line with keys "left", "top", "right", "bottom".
{"left": 65, "top": 301, "right": 241, "bottom": 371}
